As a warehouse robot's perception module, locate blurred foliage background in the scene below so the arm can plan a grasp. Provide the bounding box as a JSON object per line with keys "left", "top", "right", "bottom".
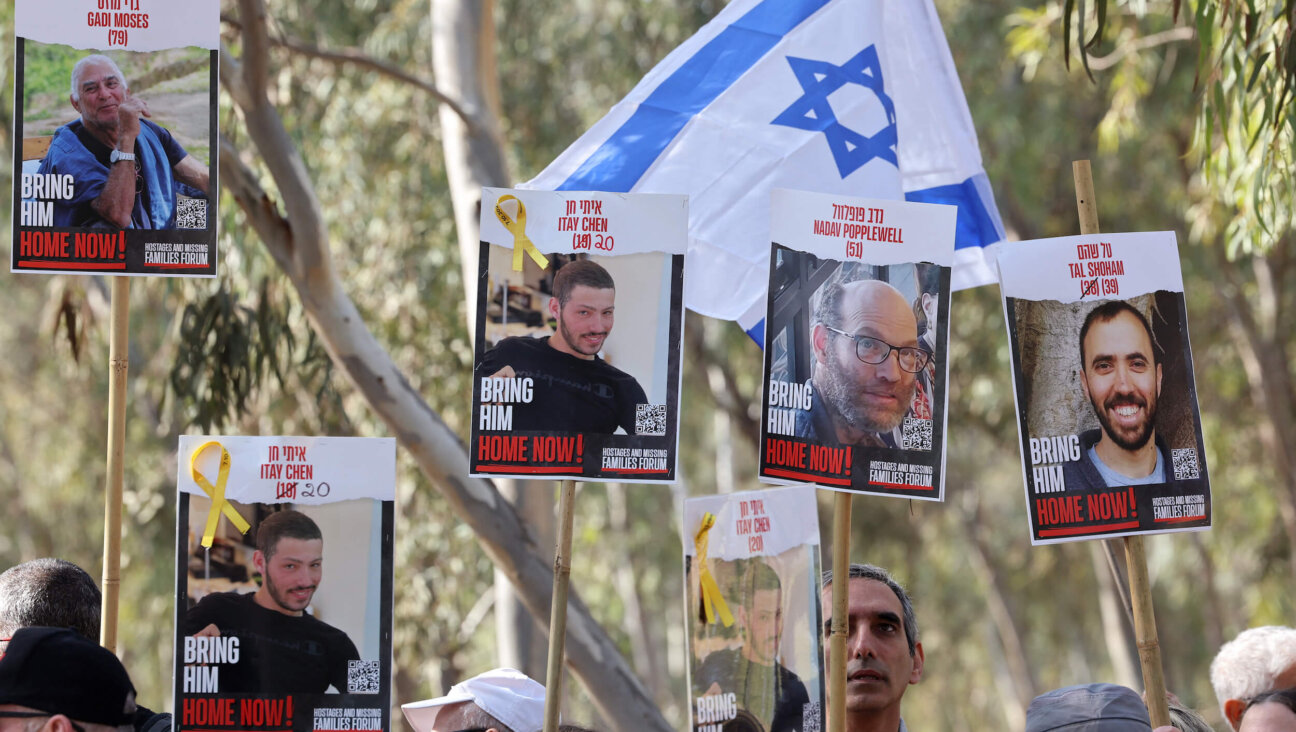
{"left": 0, "top": 0, "right": 1292, "bottom": 730}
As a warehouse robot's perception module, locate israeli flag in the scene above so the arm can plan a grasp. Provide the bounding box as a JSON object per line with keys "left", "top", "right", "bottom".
{"left": 523, "top": 0, "right": 1005, "bottom": 343}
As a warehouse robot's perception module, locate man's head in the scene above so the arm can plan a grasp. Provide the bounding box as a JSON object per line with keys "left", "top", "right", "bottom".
{"left": 252, "top": 510, "right": 324, "bottom": 617}
{"left": 820, "top": 564, "right": 923, "bottom": 724}
{"left": 735, "top": 560, "right": 783, "bottom": 667}
{"left": 1078, "top": 301, "right": 1163, "bottom": 453}
{"left": 812, "top": 278, "right": 921, "bottom": 442}
{"left": 0, "top": 559, "right": 101, "bottom": 642}
{"left": 0, "top": 627, "right": 136, "bottom": 732}
{"left": 547, "top": 260, "right": 616, "bottom": 360}
{"left": 1024, "top": 683, "right": 1152, "bottom": 731}
{"left": 68, "top": 55, "right": 128, "bottom": 132}
{"left": 401, "top": 668, "right": 544, "bottom": 732}
{"left": 1210, "top": 626, "right": 1296, "bottom": 729}
{"left": 914, "top": 263, "right": 940, "bottom": 336}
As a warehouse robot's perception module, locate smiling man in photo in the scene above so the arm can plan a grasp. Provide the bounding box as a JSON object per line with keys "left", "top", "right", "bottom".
{"left": 184, "top": 509, "right": 359, "bottom": 694}
{"left": 1063, "top": 301, "right": 1171, "bottom": 490}
{"left": 477, "top": 258, "right": 648, "bottom": 435}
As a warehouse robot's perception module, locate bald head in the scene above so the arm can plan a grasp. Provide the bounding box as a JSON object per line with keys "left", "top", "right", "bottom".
{"left": 813, "top": 278, "right": 920, "bottom": 443}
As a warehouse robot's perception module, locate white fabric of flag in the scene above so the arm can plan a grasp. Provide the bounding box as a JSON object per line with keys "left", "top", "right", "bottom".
{"left": 523, "top": 0, "right": 1005, "bottom": 341}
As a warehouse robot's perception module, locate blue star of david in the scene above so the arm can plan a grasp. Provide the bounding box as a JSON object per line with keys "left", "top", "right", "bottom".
{"left": 771, "top": 46, "right": 898, "bottom": 178}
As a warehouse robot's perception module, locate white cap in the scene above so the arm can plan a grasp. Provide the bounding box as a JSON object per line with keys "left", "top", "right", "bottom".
{"left": 401, "top": 668, "right": 547, "bottom": 732}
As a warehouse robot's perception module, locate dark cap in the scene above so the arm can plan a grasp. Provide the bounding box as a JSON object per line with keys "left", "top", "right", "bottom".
{"left": 1026, "top": 683, "right": 1152, "bottom": 731}
{"left": 0, "top": 626, "right": 137, "bottom": 726}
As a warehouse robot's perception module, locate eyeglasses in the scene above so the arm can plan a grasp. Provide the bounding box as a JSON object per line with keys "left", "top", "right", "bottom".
{"left": 0, "top": 711, "right": 87, "bottom": 732}
{"left": 822, "top": 325, "right": 932, "bottom": 373}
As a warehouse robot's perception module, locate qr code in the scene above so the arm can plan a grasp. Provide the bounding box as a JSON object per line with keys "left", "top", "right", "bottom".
{"left": 176, "top": 196, "right": 207, "bottom": 230}
{"left": 901, "top": 416, "right": 933, "bottom": 451}
{"left": 801, "top": 700, "right": 822, "bottom": 732}
{"left": 347, "top": 660, "right": 380, "bottom": 694}
{"left": 635, "top": 403, "right": 667, "bottom": 436}
{"left": 1172, "top": 448, "right": 1200, "bottom": 480}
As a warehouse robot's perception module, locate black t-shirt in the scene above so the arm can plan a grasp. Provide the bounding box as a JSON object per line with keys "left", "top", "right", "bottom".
{"left": 695, "top": 648, "right": 810, "bottom": 732}
{"left": 183, "top": 591, "right": 359, "bottom": 694}
{"left": 476, "top": 336, "right": 648, "bottom": 434}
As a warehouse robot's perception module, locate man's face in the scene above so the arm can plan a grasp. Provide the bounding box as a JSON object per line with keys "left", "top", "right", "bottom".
{"left": 549, "top": 285, "right": 615, "bottom": 359}
{"left": 70, "top": 60, "right": 126, "bottom": 130}
{"left": 739, "top": 588, "right": 783, "bottom": 666}
{"left": 1080, "top": 311, "right": 1162, "bottom": 451}
{"left": 814, "top": 281, "right": 919, "bottom": 436}
{"left": 254, "top": 537, "right": 323, "bottom": 616}
{"left": 821, "top": 578, "right": 923, "bottom": 717}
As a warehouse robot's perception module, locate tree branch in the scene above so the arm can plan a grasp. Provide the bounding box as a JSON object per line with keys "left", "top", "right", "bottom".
{"left": 220, "top": 13, "right": 477, "bottom": 132}
{"left": 1088, "top": 27, "right": 1195, "bottom": 71}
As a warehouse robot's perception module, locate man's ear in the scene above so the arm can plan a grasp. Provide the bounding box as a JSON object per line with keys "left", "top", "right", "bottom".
{"left": 1155, "top": 362, "right": 1163, "bottom": 397}
{"left": 70, "top": 95, "right": 82, "bottom": 115}
{"left": 252, "top": 549, "right": 266, "bottom": 576}
{"left": 1224, "top": 698, "right": 1245, "bottom": 730}
{"left": 812, "top": 324, "right": 829, "bottom": 364}
{"left": 1079, "top": 367, "right": 1090, "bottom": 401}
{"left": 909, "top": 641, "right": 925, "bottom": 684}
{"left": 548, "top": 296, "right": 560, "bottom": 321}
{"left": 42, "top": 714, "right": 79, "bottom": 732}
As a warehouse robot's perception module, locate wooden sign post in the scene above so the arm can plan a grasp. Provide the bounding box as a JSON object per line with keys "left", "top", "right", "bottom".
{"left": 827, "top": 492, "right": 852, "bottom": 732}
{"left": 100, "top": 278, "right": 131, "bottom": 652}
{"left": 542, "top": 479, "right": 577, "bottom": 732}
{"left": 1072, "top": 160, "right": 1170, "bottom": 727}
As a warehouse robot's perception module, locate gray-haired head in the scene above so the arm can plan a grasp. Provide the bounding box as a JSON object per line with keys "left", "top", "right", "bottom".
{"left": 821, "top": 562, "right": 919, "bottom": 657}
{"left": 0, "top": 558, "right": 102, "bottom": 640}
{"left": 70, "top": 54, "right": 128, "bottom": 102}
{"left": 1210, "top": 625, "right": 1296, "bottom": 724}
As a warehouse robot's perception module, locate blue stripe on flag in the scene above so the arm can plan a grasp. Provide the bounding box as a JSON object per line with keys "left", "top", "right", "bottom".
{"left": 745, "top": 319, "right": 766, "bottom": 349}
{"left": 905, "top": 174, "right": 1000, "bottom": 251}
{"left": 558, "top": 0, "right": 832, "bottom": 192}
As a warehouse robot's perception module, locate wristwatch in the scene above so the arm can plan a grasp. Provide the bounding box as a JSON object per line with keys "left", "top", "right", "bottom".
{"left": 109, "top": 149, "right": 136, "bottom": 164}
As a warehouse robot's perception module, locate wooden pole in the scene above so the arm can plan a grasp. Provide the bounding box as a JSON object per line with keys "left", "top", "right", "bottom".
{"left": 828, "top": 492, "right": 852, "bottom": 732}
{"left": 100, "top": 276, "right": 131, "bottom": 652}
{"left": 542, "top": 479, "right": 577, "bottom": 732}
{"left": 1072, "top": 160, "right": 1171, "bottom": 727}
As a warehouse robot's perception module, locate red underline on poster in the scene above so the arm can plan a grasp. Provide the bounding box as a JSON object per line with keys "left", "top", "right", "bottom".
{"left": 764, "top": 467, "right": 850, "bottom": 486}
{"left": 476, "top": 464, "right": 579, "bottom": 474}
{"left": 149, "top": 262, "right": 208, "bottom": 269}
{"left": 17, "top": 259, "right": 126, "bottom": 270}
{"left": 601, "top": 468, "right": 670, "bottom": 474}
{"left": 1038, "top": 520, "right": 1140, "bottom": 537}
{"left": 1153, "top": 514, "right": 1207, "bottom": 524}
{"left": 868, "top": 480, "right": 936, "bottom": 492}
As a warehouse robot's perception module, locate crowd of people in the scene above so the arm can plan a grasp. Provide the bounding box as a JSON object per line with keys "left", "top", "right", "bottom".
{"left": 0, "top": 556, "right": 1292, "bottom": 732}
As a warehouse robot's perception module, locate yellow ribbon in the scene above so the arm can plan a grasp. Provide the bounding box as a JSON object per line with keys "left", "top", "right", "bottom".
{"left": 694, "top": 512, "right": 735, "bottom": 627}
{"left": 189, "top": 441, "right": 251, "bottom": 549}
{"left": 494, "top": 194, "right": 550, "bottom": 272}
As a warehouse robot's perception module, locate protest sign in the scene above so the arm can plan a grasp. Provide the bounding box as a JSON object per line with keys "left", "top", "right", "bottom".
{"left": 12, "top": 0, "right": 218, "bottom": 276}
{"left": 999, "top": 231, "right": 1211, "bottom": 545}
{"left": 469, "top": 188, "right": 686, "bottom": 482}
{"left": 174, "top": 436, "right": 395, "bottom": 732}
{"left": 759, "top": 189, "right": 955, "bottom": 500}
{"left": 684, "top": 486, "right": 824, "bottom": 732}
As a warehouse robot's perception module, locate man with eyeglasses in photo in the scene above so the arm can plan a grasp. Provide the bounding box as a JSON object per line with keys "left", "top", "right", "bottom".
{"left": 796, "top": 277, "right": 930, "bottom": 451}
{"left": 36, "top": 54, "right": 209, "bottom": 229}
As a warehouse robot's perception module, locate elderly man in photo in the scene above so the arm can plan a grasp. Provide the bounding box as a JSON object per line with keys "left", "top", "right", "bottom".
{"left": 796, "top": 277, "right": 929, "bottom": 450}
{"left": 1062, "top": 300, "right": 1172, "bottom": 490}
{"left": 37, "top": 53, "right": 209, "bottom": 229}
